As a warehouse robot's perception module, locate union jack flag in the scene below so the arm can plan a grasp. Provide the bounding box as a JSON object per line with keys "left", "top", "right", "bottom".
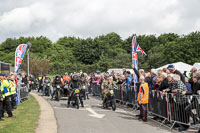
{"left": 132, "top": 36, "right": 138, "bottom": 69}
{"left": 136, "top": 44, "right": 147, "bottom": 56}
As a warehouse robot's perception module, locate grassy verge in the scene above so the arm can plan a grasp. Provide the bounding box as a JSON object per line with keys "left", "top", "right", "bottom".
{"left": 0, "top": 95, "right": 40, "bottom": 133}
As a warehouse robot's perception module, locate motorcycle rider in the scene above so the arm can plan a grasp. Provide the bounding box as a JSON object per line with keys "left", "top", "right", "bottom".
{"left": 52, "top": 75, "right": 62, "bottom": 99}
{"left": 42, "top": 75, "right": 52, "bottom": 96}
{"left": 29, "top": 75, "right": 35, "bottom": 91}
{"left": 80, "top": 73, "right": 89, "bottom": 100}
{"left": 67, "top": 74, "right": 84, "bottom": 108}
{"left": 101, "top": 73, "right": 117, "bottom": 108}
{"left": 38, "top": 75, "right": 43, "bottom": 92}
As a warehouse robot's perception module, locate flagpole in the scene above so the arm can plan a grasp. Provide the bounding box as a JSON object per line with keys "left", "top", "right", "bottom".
{"left": 26, "top": 42, "right": 32, "bottom": 77}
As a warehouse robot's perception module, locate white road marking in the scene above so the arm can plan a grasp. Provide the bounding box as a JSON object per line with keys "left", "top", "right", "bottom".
{"left": 53, "top": 106, "right": 86, "bottom": 111}
{"left": 53, "top": 104, "right": 128, "bottom": 113}
{"left": 86, "top": 108, "right": 105, "bottom": 119}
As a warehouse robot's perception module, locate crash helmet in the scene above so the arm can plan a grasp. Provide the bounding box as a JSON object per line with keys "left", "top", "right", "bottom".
{"left": 55, "top": 75, "right": 60, "bottom": 80}
{"left": 72, "top": 74, "right": 78, "bottom": 81}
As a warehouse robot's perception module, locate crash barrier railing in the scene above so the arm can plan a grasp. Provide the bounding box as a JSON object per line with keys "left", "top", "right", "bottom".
{"left": 90, "top": 83, "right": 139, "bottom": 109}
{"left": 18, "top": 83, "right": 30, "bottom": 101}
{"left": 90, "top": 83, "right": 200, "bottom": 130}
{"left": 114, "top": 84, "right": 138, "bottom": 109}
{"left": 148, "top": 90, "right": 200, "bottom": 130}
{"left": 91, "top": 83, "right": 102, "bottom": 96}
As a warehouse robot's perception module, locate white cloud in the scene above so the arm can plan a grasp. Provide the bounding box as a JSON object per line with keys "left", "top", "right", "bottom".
{"left": 0, "top": 0, "right": 200, "bottom": 43}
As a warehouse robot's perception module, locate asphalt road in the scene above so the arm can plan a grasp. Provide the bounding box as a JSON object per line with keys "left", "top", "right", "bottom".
{"left": 38, "top": 93, "right": 178, "bottom": 133}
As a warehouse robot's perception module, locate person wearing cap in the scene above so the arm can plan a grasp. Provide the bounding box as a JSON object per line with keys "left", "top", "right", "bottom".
{"left": 167, "top": 64, "right": 185, "bottom": 83}
{"left": 1, "top": 73, "right": 15, "bottom": 118}
{"left": 0, "top": 73, "right": 5, "bottom": 121}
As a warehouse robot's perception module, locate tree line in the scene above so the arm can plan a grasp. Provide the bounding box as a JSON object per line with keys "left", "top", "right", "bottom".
{"left": 0, "top": 32, "right": 199, "bottom": 75}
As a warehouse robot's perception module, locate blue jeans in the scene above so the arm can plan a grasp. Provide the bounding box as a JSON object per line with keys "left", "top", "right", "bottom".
{"left": 43, "top": 85, "right": 52, "bottom": 95}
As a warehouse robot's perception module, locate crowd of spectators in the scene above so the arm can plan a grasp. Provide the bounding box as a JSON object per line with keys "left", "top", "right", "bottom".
{"left": 87, "top": 65, "right": 200, "bottom": 132}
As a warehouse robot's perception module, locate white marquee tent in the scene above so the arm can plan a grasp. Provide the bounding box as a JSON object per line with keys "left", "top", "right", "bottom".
{"left": 156, "top": 62, "right": 193, "bottom": 73}
{"left": 193, "top": 63, "right": 200, "bottom": 70}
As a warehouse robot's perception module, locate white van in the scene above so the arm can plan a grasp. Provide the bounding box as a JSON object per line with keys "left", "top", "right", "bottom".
{"left": 107, "top": 68, "right": 134, "bottom": 75}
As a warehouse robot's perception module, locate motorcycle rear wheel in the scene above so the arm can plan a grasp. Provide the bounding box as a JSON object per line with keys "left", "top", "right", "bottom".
{"left": 76, "top": 97, "right": 79, "bottom": 109}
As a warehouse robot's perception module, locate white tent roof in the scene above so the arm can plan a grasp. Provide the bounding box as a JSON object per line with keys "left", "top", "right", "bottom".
{"left": 156, "top": 62, "right": 193, "bottom": 73}
{"left": 193, "top": 63, "right": 200, "bottom": 70}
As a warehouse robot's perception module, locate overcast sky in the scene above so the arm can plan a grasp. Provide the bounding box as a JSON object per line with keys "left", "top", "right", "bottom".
{"left": 0, "top": 0, "right": 200, "bottom": 43}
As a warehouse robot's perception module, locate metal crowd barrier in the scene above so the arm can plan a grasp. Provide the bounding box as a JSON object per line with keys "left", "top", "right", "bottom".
{"left": 114, "top": 85, "right": 138, "bottom": 109}
{"left": 90, "top": 83, "right": 200, "bottom": 130}
{"left": 18, "top": 84, "right": 30, "bottom": 101}
{"left": 90, "top": 83, "right": 138, "bottom": 107}
{"left": 91, "top": 83, "right": 102, "bottom": 96}
{"left": 148, "top": 90, "right": 200, "bottom": 130}
{"left": 148, "top": 90, "right": 168, "bottom": 126}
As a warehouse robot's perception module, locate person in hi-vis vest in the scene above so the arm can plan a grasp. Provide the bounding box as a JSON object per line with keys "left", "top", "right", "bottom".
{"left": 1, "top": 74, "right": 15, "bottom": 118}
{"left": 137, "top": 76, "right": 149, "bottom": 122}
{"left": 9, "top": 75, "right": 17, "bottom": 109}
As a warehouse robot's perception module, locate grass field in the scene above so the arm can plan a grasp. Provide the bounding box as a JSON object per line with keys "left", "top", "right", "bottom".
{"left": 0, "top": 95, "right": 40, "bottom": 133}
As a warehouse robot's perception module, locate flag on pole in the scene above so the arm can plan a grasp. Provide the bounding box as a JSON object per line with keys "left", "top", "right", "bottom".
{"left": 15, "top": 44, "right": 28, "bottom": 105}
{"left": 132, "top": 36, "right": 138, "bottom": 76}
{"left": 136, "top": 44, "right": 147, "bottom": 56}
{"left": 15, "top": 44, "right": 28, "bottom": 73}
{"left": 132, "top": 36, "right": 138, "bottom": 101}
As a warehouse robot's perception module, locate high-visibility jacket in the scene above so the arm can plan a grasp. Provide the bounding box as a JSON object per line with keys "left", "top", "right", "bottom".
{"left": 38, "top": 77, "right": 42, "bottom": 81}
{"left": 62, "top": 76, "right": 71, "bottom": 85}
{"left": 137, "top": 82, "right": 149, "bottom": 104}
{"left": 0, "top": 80, "right": 4, "bottom": 99}
{"left": 1, "top": 80, "right": 12, "bottom": 97}
{"left": 9, "top": 80, "right": 16, "bottom": 95}
{"left": 188, "top": 72, "right": 192, "bottom": 79}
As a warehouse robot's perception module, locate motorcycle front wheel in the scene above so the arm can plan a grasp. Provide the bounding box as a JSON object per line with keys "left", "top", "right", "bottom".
{"left": 57, "top": 90, "right": 61, "bottom": 101}
{"left": 111, "top": 100, "right": 116, "bottom": 111}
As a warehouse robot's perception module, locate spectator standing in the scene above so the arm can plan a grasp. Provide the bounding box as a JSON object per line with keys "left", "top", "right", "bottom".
{"left": 137, "top": 76, "right": 149, "bottom": 122}
{"left": 167, "top": 64, "right": 185, "bottom": 83}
